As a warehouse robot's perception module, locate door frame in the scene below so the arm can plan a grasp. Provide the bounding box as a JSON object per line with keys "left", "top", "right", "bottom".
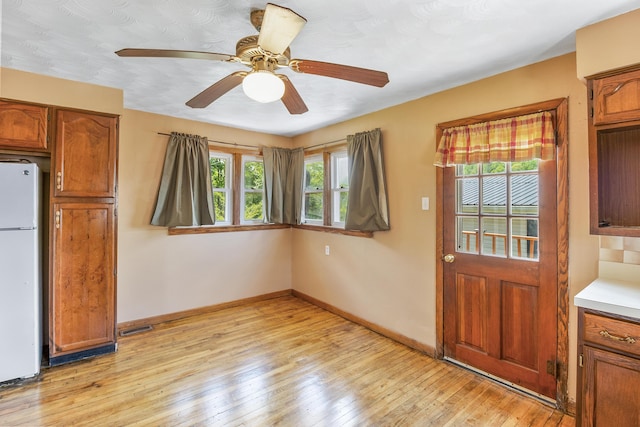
{"left": 435, "top": 98, "right": 569, "bottom": 409}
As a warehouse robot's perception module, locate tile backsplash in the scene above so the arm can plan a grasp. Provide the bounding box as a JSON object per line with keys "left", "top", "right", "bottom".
{"left": 600, "top": 236, "right": 640, "bottom": 265}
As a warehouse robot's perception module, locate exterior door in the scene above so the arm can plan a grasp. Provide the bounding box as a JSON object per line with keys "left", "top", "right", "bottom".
{"left": 442, "top": 158, "right": 558, "bottom": 398}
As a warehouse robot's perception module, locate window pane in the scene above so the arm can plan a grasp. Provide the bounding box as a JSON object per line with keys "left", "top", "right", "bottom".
{"left": 305, "top": 193, "right": 323, "bottom": 220}
{"left": 335, "top": 155, "right": 349, "bottom": 189}
{"left": 457, "top": 178, "right": 479, "bottom": 214}
{"left": 511, "top": 174, "right": 539, "bottom": 216}
{"left": 210, "top": 157, "right": 227, "bottom": 189}
{"left": 512, "top": 218, "right": 539, "bottom": 260}
{"left": 511, "top": 159, "right": 539, "bottom": 172}
{"left": 214, "top": 191, "right": 226, "bottom": 222}
{"left": 482, "top": 162, "right": 506, "bottom": 174}
{"left": 481, "top": 217, "right": 507, "bottom": 257}
{"left": 244, "top": 192, "right": 263, "bottom": 221}
{"left": 482, "top": 175, "right": 507, "bottom": 215}
{"left": 333, "top": 191, "right": 348, "bottom": 223}
{"left": 456, "top": 217, "right": 479, "bottom": 254}
{"left": 305, "top": 160, "right": 324, "bottom": 191}
{"left": 244, "top": 161, "right": 263, "bottom": 190}
{"left": 456, "top": 164, "right": 478, "bottom": 176}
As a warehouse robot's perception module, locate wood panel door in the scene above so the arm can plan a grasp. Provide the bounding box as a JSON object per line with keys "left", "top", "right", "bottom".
{"left": 54, "top": 109, "right": 117, "bottom": 198}
{"left": 442, "top": 158, "right": 558, "bottom": 399}
{"left": 50, "top": 202, "right": 116, "bottom": 356}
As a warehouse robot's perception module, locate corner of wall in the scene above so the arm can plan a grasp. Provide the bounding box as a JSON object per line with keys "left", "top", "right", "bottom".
{"left": 576, "top": 8, "right": 640, "bottom": 79}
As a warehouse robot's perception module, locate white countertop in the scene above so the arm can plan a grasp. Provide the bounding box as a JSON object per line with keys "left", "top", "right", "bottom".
{"left": 574, "top": 278, "right": 640, "bottom": 319}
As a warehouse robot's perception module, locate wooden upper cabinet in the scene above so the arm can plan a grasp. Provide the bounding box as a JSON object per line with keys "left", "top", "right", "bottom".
{"left": 588, "top": 66, "right": 640, "bottom": 236}
{"left": 592, "top": 68, "right": 640, "bottom": 126}
{"left": 54, "top": 109, "right": 117, "bottom": 198}
{"left": 0, "top": 100, "right": 48, "bottom": 151}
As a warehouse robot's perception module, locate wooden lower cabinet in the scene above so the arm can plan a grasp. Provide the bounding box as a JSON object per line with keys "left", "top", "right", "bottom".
{"left": 577, "top": 308, "right": 640, "bottom": 426}
{"left": 50, "top": 202, "right": 116, "bottom": 365}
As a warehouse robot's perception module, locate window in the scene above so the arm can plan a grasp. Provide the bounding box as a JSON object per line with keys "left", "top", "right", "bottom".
{"left": 242, "top": 156, "right": 264, "bottom": 224}
{"left": 331, "top": 151, "right": 349, "bottom": 227}
{"left": 302, "top": 147, "right": 349, "bottom": 229}
{"left": 210, "top": 152, "right": 233, "bottom": 224}
{"left": 455, "top": 160, "right": 540, "bottom": 260}
{"left": 303, "top": 154, "right": 324, "bottom": 224}
{"left": 209, "top": 149, "right": 265, "bottom": 225}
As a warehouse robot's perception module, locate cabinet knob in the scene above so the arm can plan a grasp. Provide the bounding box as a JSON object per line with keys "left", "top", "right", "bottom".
{"left": 55, "top": 211, "right": 61, "bottom": 229}
{"left": 56, "top": 171, "right": 62, "bottom": 190}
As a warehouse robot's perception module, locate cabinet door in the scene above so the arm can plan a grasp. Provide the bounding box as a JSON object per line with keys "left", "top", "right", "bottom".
{"left": 593, "top": 68, "right": 640, "bottom": 126}
{"left": 582, "top": 346, "right": 640, "bottom": 427}
{"left": 54, "top": 110, "right": 117, "bottom": 198}
{"left": 51, "top": 202, "right": 115, "bottom": 356}
{"left": 0, "top": 100, "right": 48, "bottom": 151}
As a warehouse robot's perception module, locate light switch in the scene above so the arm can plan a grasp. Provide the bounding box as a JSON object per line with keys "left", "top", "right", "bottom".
{"left": 325, "top": 245, "right": 330, "bottom": 255}
{"left": 421, "top": 197, "right": 430, "bottom": 210}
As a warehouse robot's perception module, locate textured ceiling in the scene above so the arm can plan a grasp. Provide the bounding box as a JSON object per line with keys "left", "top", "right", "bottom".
{"left": 2, "top": 1, "right": 640, "bottom": 136}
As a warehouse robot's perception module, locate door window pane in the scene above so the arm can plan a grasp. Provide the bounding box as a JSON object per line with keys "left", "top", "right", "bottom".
{"left": 482, "top": 175, "right": 507, "bottom": 215}
{"left": 457, "top": 178, "right": 479, "bottom": 214}
{"left": 456, "top": 217, "right": 479, "bottom": 254}
{"left": 456, "top": 164, "right": 479, "bottom": 176}
{"left": 511, "top": 174, "right": 539, "bottom": 216}
{"left": 512, "top": 218, "right": 539, "bottom": 260}
{"left": 481, "top": 217, "right": 507, "bottom": 257}
{"left": 482, "top": 162, "right": 506, "bottom": 174}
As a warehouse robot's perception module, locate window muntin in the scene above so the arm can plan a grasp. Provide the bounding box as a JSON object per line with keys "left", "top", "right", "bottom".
{"left": 241, "top": 156, "right": 264, "bottom": 224}
{"left": 210, "top": 152, "right": 232, "bottom": 224}
{"left": 455, "top": 160, "right": 540, "bottom": 261}
{"left": 331, "top": 151, "right": 349, "bottom": 227}
{"left": 303, "top": 154, "right": 324, "bottom": 224}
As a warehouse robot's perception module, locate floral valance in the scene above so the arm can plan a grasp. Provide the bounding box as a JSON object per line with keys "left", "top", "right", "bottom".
{"left": 434, "top": 111, "right": 555, "bottom": 167}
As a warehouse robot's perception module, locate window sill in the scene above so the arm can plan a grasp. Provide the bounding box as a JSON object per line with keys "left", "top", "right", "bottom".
{"left": 293, "top": 224, "right": 373, "bottom": 238}
{"left": 168, "top": 223, "right": 290, "bottom": 235}
{"left": 167, "top": 223, "right": 374, "bottom": 238}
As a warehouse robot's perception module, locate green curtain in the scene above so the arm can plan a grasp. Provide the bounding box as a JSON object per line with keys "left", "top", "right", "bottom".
{"left": 346, "top": 128, "right": 390, "bottom": 231}
{"left": 150, "top": 132, "right": 215, "bottom": 227}
{"left": 263, "top": 147, "right": 304, "bottom": 224}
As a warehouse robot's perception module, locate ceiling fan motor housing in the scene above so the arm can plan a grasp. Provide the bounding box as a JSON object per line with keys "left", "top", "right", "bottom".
{"left": 236, "top": 35, "right": 290, "bottom": 67}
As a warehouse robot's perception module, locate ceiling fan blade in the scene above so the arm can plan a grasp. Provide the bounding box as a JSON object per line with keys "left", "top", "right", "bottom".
{"left": 115, "top": 48, "right": 234, "bottom": 62}
{"left": 257, "top": 3, "right": 306, "bottom": 55}
{"left": 280, "top": 76, "right": 308, "bottom": 115}
{"left": 186, "top": 72, "right": 246, "bottom": 108}
{"left": 289, "top": 59, "right": 389, "bottom": 87}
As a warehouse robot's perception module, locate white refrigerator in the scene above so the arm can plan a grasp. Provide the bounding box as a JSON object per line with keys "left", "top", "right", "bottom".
{"left": 0, "top": 162, "right": 42, "bottom": 383}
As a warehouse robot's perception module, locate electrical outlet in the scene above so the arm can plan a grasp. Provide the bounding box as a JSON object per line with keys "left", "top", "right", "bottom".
{"left": 325, "top": 245, "right": 330, "bottom": 255}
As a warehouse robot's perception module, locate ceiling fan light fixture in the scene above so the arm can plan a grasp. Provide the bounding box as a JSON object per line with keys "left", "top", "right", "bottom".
{"left": 242, "top": 70, "right": 285, "bottom": 103}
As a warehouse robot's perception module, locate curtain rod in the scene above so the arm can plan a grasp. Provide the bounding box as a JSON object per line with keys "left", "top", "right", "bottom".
{"left": 303, "top": 137, "right": 347, "bottom": 151}
{"left": 158, "top": 132, "right": 346, "bottom": 151}
{"left": 156, "top": 132, "right": 257, "bottom": 149}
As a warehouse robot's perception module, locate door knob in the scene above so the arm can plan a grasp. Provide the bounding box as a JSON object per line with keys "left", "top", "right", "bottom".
{"left": 443, "top": 254, "right": 455, "bottom": 263}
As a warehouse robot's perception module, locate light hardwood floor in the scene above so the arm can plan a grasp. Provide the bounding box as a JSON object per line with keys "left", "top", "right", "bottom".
{"left": 0, "top": 296, "right": 574, "bottom": 426}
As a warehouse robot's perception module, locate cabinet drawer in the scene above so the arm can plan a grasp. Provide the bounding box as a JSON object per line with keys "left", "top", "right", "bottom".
{"left": 583, "top": 312, "right": 640, "bottom": 356}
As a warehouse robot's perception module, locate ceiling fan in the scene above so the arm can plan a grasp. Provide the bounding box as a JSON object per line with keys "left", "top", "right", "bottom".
{"left": 115, "top": 3, "right": 389, "bottom": 115}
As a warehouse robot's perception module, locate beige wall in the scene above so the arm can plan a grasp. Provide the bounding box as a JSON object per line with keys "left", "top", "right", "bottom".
{"left": 576, "top": 8, "right": 640, "bottom": 79}
{"left": 117, "top": 109, "right": 294, "bottom": 322}
{"left": 291, "top": 53, "right": 599, "bottom": 403}
{"left": 1, "top": 68, "right": 123, "bottom": 115}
